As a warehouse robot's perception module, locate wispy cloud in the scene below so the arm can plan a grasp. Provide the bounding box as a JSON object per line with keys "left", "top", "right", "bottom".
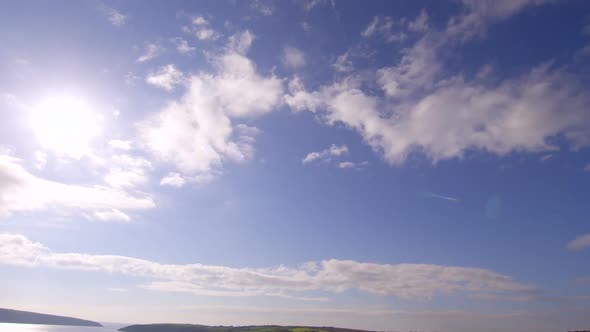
{"left": 99, "top": 5, "right": 127, "bottom": 26}
{"left": 303, "top": 144, "right": 348, "bottom": 164}
{"left": 338, "top": 161, "right": 369, "bottom": 170}
{"left": 251, "top": 0, "right": 274, "bottom": 16}
{"left": 567, "top": 233, "right": 590, "bottom": 251}
{"left": 423, "top": 192, "right": 460, "bottom": 202}
{"left": 0, "top": 233, "right": 539, "bottom": 301}
{"left": 302, "top": 0, "right": 334, "bottom": 12}
{"left": 282, "top": 46, "right": 306, "bottom": 69}
{"left": 137, "top": 43, "right": 164, "bottom": 62}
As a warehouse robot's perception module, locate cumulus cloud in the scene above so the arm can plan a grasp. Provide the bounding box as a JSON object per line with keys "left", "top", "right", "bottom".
{"left": 567, "top": 233, "right": 590, "bottom": 251}
{"left": 282, "top": 46, "right": 306, "bottom": 69}
{"left": 0, "top": 155, "right": 154, "bottom": 221}
{"left": 303, "top": 144, "right": 348, "bottom": 164}
{"left": 0, "top": 233, "right": 538, "bottom": 301}
{"left": 146, "top": 64, "right": 185, "bottom": 91}
{"left": 139, "top": 31, "right": 282, "bottom": 179}
{"left": 137, "top": 43, "right": 164, "bottom": 62}
{"left": 286, "top": 1, "right": 590, "bottom": 165}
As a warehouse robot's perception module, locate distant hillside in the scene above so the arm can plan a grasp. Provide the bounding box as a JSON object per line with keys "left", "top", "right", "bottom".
{"left": 119, "top": 324, "right": 374, "bottom": 332}
{"left": 0, "top": 308, "right": 102, "bottom": 327}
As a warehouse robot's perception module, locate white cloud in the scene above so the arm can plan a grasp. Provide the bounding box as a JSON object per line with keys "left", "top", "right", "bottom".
{"left": 303, "top": 144, "right": 348, "bottom": 164}
{"left": 288, "top": 64, "right": 590, "bottom": 165}
{"left": 0, "top": 155, "right": 154, "bottom": 220}
{"left": 185, "top": 16, "right": 220, "bottom": 41}
{"left": 0, "top": 233, "right": 538, "bottom": 301}
{"left": 282, "top": 46, "right": 306, "bottom": 69}
{"left": 408, "top": 9, "right": 429, "bottom": 32}
{"left": 137, "top": 43, "right": 164, "bottom": 62}
{"left": 227, "top": 30, "right": 255, "bottom": 55}
{"left": 424, "top": 192, "right": 459, "bottom": 202}
{"left": 195, "top": 29, "right": 218, "bottom": 41}
{"left": 124, "top": 72, "right": 139, "bottom": 86}
{"left": 146, "top": 65, "right": 185, "bottom": 91}
{"left": 338, "top": 161, "right": 355, "bottom": 169}
{"left": 361, "top": 16, "right": 406, "bottom": 43}
{"left": 94, "top": 209, "right": 131, "bottom": 222}
{"left": 100, "top": 5, "right": 126, "bottom": 26}
{"left": 287, "top": 1, "right": 590, "bottom": 166}
{"left": 567, "top": 234, "right": 590, "bottom": 251}
{"left": 376, "top": 35, "right": 440, "bottom": 99}
{"left": 303, "top": 0, "right": 333, "bottom": 12}
{"left": 160, "top": 172, "right": 186, "bottom": 188}
{"left": 104, "top": 169, "right": 147, "bottom": 189}
{"left": 139, "top": 31, "right": 282, "bottom": 178}
{"left": 577, "top": 44, "right": 590, "bottom": 58}
{"left": 33, "top": 151, "right": 47, "bottom": 170}
{"left": 251, "top": 0, "right": 274, "bottom": 16}
{"left": 192, "top": 16, "right": 208, "bottom": 26}
{"left": 174, "top": 38, "right": 195, "bottom": 54}
{"left": 108, "top": 140, "right": 132, "bottom": 151}
{"left": 337, "top": 161, "right": 368, "bottom": 170}
{"left": 446, "top": 0, "right": 549, "bottom": 41}
{"left": 301, "top": 22, "right": 312, "bottom": 32}
{"left": 104, "top": 154, "right": 152, "bottom": 189}
{"left": 361, "top": 16, "right": 380, "bottom": 37}
{"left": 333, "top": 51, "right": 353, "bottom": 73}
{"left": 108, "top": 287, "right": 128, "bottom": 292}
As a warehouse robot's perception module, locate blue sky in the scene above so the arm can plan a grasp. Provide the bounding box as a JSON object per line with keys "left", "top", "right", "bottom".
{"left": 1, "top": 0, "right": 590, "bottom": 331}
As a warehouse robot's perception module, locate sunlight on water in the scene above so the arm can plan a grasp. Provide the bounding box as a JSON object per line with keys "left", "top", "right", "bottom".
{"left": 0, "top": 323, "right": 115, "bottom": 332}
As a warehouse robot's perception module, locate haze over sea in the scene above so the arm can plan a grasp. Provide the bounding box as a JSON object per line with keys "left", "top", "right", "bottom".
{"left": 0, "top": 323, "right": 115, "bottom": 332}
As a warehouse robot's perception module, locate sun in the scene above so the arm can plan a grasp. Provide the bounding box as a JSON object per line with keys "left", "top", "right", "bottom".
{"left": 30, "top": 96, "right": 101, "bottom": 158}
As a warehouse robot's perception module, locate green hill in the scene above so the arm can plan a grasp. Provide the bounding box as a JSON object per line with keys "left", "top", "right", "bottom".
{"left": 0, "top": 308, "right": 103, "bottom": 327}
{"left": 119, "top": 324, "right": 374, "bottom": 332}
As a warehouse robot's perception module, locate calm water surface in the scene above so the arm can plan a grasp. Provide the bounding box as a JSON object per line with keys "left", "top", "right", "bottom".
{"left": 0, "top": 323, "right": 116, "bottom": 332}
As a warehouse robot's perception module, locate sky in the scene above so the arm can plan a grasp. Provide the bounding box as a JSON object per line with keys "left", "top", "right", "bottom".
{"left": 1, "top": 0, "right": 590, "bottom": 331}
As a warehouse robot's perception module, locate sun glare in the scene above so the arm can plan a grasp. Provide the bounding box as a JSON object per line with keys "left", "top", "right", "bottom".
{"left": 30, "top": 96, "right": 101, "bottom": 158}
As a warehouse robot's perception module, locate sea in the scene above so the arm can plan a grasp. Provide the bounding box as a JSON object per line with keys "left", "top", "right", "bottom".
{"left": 0, "top": 324, "right": 117, "bottom": 332}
